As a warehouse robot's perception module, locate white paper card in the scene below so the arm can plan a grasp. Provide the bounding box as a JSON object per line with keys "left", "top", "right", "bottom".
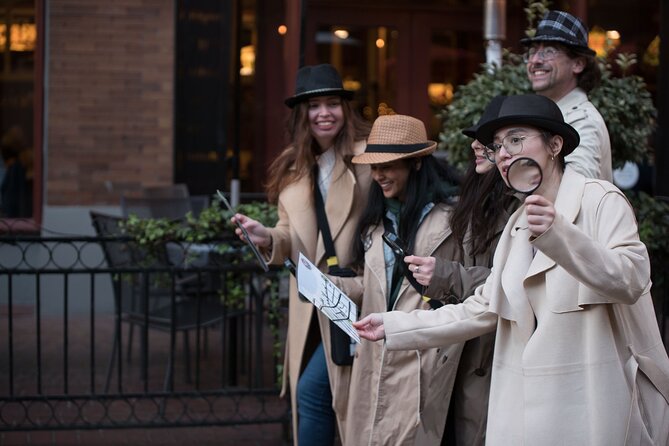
{"left": 296, "top": 253, "right": 360, "bottom": 344}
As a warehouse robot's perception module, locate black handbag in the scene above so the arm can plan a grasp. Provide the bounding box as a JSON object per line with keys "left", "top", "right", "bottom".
{"left": 314, "top": 170, "right": 356, "bottom": 366}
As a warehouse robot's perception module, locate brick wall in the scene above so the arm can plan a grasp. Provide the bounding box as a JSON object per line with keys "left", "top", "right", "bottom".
{"left": 47, "top": 1, "right": 174, "bottom": 205}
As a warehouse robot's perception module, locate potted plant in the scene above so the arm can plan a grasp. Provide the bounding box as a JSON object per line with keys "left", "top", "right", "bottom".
{"left": 438, "top": 0, "right": 666, "bottom": 321}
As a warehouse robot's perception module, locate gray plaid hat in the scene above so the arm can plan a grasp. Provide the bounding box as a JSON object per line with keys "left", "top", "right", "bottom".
{"left": 521, "top": 10, "right": 596, "bottom": 56}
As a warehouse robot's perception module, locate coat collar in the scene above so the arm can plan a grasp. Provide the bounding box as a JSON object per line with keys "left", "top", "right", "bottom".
{"left": 281, "top": 144, "right": 365, "bottom": 265}
{"left": 489, "top": 167, "right": 586, "bottom": 342}
{"left": 556, "top": 87, "right": 588, "bottom": 110}
{"left": 525, "top": 167, "right": 584, "bottom": 279}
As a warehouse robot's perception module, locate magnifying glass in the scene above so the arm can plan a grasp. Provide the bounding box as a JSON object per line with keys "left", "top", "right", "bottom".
{"left": 507, "top": 157, "right": 543, "bottom": 194}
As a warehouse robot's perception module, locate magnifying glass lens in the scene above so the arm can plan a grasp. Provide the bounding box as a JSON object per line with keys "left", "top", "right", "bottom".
{"left": 507, "top": 157, "right": 543, "bottom": 194}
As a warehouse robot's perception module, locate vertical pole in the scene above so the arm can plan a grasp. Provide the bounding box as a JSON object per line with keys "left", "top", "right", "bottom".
{"left": 232, "top": 0, "right": 242, "bottom": 185}
{"left": 284, "top": 0, "right": 301, "bottom": 95}
{"left": 484, "top": 0, "right": 506, "bottom": 70}
{"left": 298, "top": 0, "right": 306, "bottom": 69}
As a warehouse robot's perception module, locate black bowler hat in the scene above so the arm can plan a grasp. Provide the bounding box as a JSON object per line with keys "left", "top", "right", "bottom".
{"left": 476, "top": 94, "right": 580, "bottom": 156}
{"left": 520, "top": 10, "right": 595, "bottom": 56}
{"left": 462, "top": 95, "right": 507, "bottom": 138}
{"left": 284, "top": 64, "right": 354, "bottom": 108}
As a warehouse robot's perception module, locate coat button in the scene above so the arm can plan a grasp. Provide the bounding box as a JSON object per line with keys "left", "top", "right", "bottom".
{"left": 441, "top": 356, "right": 448, "bottom": 364}
{"left": 474, "top": 368, "right": 486, "bottom": 376}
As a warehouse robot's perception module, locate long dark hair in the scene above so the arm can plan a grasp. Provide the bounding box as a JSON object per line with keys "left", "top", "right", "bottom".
{"left": 352, "top": 155, "right": 456, "bottom": 266}
{"left": 450, "top": 158, "right": 516, "bottom": 257}
{"left": 264, "top": 99, "right": 370, "bottom": 203}
{"left": 563, "top": 45, "right": 601, "bottom": 93}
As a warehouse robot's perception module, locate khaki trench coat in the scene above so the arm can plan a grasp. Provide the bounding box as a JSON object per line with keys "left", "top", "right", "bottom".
{"left": 333, "top": 203, "right": 489, "bottom": 446}
{"left": 383, "top": 168, "right": 669, "bottom": 445}
{"left": 265, "top": 142, "right": 370, "bottom": 445}
{"left": 442, "top": 200, "right": 517, "bottom": 446}
{"left": 558, "top": 88, "right": 612, "bottom": 182}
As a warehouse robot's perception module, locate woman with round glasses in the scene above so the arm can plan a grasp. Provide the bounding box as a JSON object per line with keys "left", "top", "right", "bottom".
{"left": 353, "top": 94, "right": 669, "bottom": 445}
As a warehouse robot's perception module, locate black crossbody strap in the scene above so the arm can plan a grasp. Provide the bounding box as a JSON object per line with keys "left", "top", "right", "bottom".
{"left": 382, "top": 217, "right": 443, "bottom": 309}
{"left": 313, "top": 168, "right": 343, "bottom": 272}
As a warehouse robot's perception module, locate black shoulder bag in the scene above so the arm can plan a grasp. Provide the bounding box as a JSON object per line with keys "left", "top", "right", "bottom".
{"left": 313, "top": 171, "right": 356, "bottom": 366}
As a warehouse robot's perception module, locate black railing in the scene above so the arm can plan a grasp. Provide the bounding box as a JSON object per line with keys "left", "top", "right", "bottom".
{"left": 0, "top": 233, "right": 289, "bottom": 431}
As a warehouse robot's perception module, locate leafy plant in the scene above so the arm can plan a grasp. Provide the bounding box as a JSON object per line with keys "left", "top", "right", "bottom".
{"left": 438, "top": 0, "right": 664, "bottom": 319}
{"left": 589, "top": 54, "right": 657, "bottom": 168}
{"left": 437, "top": 51, "right": 530, "bottom": 169}
{"left": 438, "top": 0, "right": 656, "bottom": 171}
{"left": 118, "top": 198, "right": 286, "bottom": 385}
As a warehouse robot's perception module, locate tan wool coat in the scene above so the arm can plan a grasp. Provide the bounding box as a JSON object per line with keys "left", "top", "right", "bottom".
{"left": 383, "top": 168, "right": 669, "bottom": 446}
{"left": 558, "top": 88, "right": 612, "bottom": 182}
{"left": 265, "top": 142, "right": 370, "bottom": 445}
{"left": 332, "top": 203, "right": 489, "bottom": 446}
{"left": 443, "top": 199, "right": 517, "bottom": 446}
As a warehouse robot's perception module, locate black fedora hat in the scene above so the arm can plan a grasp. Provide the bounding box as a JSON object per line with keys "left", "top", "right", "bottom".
{"left": 462, "top": 95, "right": 507, "bottom": 138}
{"left": 476, "top": 94, "right": 580, "bottom": 156}
{"left": 520, "top": 10, "right": 596, "bottom": 56}
{"left": 284, "top": 64, "right": 354, "bottom": 108}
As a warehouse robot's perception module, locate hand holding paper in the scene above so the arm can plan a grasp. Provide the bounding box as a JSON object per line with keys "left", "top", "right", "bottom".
{"left": 296, "top": 253, "right": 360, "bottom": 343}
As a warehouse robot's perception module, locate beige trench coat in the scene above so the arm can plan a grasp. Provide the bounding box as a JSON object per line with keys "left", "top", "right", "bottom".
{"left": 558, "top": 88, "right": 612, "bottom": 182}
{"left": 442, "top": 200, "right": 517, "bottom": 446}
{"left": 265, "top": 142, "right": 370, "bottom": 445}
{"left": 383, "top": 168, "right": 669, "bottom": 445}
{"left": 333, "top": 203, "right": 489, "bottom": 446}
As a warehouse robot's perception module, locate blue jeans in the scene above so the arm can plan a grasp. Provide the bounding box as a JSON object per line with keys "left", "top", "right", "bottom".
{"left": 296, "top": 342, "right": 335, "bottom": 446}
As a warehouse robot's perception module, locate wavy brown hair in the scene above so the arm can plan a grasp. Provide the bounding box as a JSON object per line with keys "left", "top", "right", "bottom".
{"left": 265, "top": 99, "right": 371, "bottom": 203}
{"left": 562, "top": 44, "right": 601, "bottom": 93}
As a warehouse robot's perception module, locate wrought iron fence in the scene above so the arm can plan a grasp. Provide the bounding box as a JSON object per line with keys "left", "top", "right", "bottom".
{"left": 0, "top": 231, "right": 290, "bottom": 431}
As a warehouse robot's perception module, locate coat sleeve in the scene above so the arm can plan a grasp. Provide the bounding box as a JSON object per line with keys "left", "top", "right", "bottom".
{"left": 532, "top": 188, "right": 651, "bottom": 305}
{"left": 425, "top": 258, "right": 491, "bottom": 303}
{"left": 383, "top": 280, "right": 498, "bottom": 351}
{"left": 266, "top": 198, "right": 292, "bottom": 265}
{"left": 563, "top": 106, "right": 609, "bottom": 180}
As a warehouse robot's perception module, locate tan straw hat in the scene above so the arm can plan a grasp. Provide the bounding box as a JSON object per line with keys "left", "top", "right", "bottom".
{"left": 352, "top": 114, "right": 437, "bottom": 164}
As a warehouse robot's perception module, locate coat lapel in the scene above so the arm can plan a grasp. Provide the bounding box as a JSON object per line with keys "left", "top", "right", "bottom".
{"left": 367, "top": 224, "right": 388, "bottom": 298}
{"left": 499, "top": 210, "right": 537, "bottom": 342}
{"left": 317, "top": 153, "right": 361, "bottom": 265}
{"left": 282, "top": 175, "right": 319, "bottom": 261}
{"left": 525, "top": 168, "right": 585, "bottom": 279}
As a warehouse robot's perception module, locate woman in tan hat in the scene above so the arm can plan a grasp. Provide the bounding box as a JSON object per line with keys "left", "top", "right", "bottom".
{"left": 329, "top": 114, "right": 490, "bottom": 445}
{"left": 354, "top": 95, "right": 669, "bottom": 445}
{"left": 231, "top": 63, "right": 370, "bottom": 446}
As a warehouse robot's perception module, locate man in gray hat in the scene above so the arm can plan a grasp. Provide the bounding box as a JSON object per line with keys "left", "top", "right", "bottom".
{"left": 523, "top": 10, "right": 612, "bottom": 181}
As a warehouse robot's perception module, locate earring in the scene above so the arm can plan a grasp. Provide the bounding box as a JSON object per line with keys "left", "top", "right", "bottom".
{"left": 551, "top": 154, "right": 555, "bottom": 161}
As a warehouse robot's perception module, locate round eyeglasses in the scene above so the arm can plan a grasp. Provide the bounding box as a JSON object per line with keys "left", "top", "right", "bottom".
{"left": 523, "top": 46, "right": 563, "bottom": 63}
{"left": 484, "top": 134, "right": 544, "bottom": 162}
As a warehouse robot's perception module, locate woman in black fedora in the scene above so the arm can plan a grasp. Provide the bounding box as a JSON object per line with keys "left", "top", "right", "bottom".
{"left": 231, "top": 63, "right": 370, "bottom": 445}
{"left": 353, "top": 94, "right": 669, "bottom": 445}
{"left": 444, "top": 95, "right": 520, "bottom": 446}
{"left": 328, "top": 113, "right": 489, "bottom": 445}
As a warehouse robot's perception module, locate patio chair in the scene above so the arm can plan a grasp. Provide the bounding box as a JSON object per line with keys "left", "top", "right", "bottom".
{"left": 90, "top": 211, "right": 224, "bottom": 392}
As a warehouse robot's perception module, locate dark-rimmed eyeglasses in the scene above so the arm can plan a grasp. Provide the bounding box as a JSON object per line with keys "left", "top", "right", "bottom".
{"left": 523, "top": 46, "right": 563, "bottom": 63}
{"left": 484, "top": 134, "right": 544, "bottom": 162}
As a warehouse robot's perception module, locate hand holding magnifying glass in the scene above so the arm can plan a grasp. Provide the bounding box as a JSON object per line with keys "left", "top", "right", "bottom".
{"left": 507, "top": 158, "right": 555, "bottom": 237}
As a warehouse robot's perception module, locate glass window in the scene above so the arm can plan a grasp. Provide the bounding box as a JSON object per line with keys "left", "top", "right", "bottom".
{"left": 0, "top": 0, "right": 36, "bottom": 220}
{"left": 316, "top": 25, "right": 399, "bottom": 121}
